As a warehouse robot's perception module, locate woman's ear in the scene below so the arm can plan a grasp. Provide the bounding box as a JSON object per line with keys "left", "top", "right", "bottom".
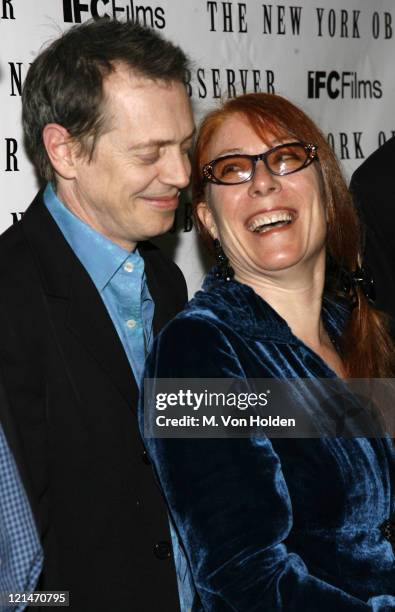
{"left": 196, "top": 202, "right": 218, "bottom": 240}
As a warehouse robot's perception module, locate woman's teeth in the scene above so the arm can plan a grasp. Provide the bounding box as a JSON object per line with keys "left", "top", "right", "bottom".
{"left": 248, "top": 211, "right": 294, "bottom": 233}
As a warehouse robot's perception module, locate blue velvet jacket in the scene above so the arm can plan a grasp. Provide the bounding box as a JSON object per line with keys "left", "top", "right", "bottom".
{"left": 139, "top": 271, "right": 395, "bottom": 611}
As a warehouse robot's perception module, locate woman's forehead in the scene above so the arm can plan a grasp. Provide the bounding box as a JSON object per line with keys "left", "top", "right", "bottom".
{"left": 206, "top": 113, "right": 292, "bottom": 159}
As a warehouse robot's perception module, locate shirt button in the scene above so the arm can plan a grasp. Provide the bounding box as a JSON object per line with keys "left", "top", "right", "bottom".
{"left": 124, "top": 261, "right": 134, "bottom": 273}
{"left": 153, "top": 541, "right": 171, "bottom": 560}
{"left": 126, "top": 319, "right": 136, "bottom": 329}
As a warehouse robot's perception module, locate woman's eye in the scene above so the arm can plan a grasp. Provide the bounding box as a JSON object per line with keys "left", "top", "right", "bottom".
{"left": 277, "top": 152, "right": 297, "bottom": 162}
{"left": 277, "top": 145, "right": 305, "bottom": 161}
{"left": 220, "top": 163, "right": 242, "bottom": 176}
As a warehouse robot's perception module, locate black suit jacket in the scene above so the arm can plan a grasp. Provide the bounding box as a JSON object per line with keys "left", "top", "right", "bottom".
{"left": 350, "top": 137, "right": 395, "bottom": 321}
{"left": 0, "top": 191, "right": 187, "bottom": 611}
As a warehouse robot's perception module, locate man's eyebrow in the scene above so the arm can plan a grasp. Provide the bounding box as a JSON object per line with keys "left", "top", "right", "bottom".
{"left": 129, "top": 129, "right": 195, "bottom": 151}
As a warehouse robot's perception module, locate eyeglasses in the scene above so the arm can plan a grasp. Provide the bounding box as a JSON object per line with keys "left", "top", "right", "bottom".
{"left": 202, "top": 142, "right": 318, "bottom": 186}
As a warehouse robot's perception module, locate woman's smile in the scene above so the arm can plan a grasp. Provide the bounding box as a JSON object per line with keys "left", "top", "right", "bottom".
{"left": 246, "top": 208, "right": 297, "bottom": 234}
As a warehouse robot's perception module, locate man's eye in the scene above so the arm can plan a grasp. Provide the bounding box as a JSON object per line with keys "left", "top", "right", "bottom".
{"left": 138, "top": 154, "right": 159, "bottom": 164}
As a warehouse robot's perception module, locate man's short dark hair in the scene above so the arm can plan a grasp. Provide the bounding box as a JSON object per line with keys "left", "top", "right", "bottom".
{"left": 22, "top": 19, "right": 190, "bottom": 183}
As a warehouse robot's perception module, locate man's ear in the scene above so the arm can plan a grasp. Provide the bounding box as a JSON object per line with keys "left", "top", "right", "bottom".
{"left": 196, "top": 202, "right": 218, "bottom": 240}
{"left": 42, "top": 123, "right": 77, "bottom": 180}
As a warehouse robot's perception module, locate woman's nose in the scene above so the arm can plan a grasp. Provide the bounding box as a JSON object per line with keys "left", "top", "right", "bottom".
{"left": 247, "top": 159, "right": 281, "bottom": 197}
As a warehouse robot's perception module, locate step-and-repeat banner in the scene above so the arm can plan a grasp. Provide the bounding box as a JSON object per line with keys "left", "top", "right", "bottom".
{"left": 1, "top": 1, "right": 394, "bottom": 295}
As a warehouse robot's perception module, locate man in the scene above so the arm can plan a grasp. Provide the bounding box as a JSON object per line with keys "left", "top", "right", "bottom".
{"left": 0, "top": 18, "right": 194, "bottom": 611}
{"left": 350, "top": 137, "right": 395, "bottom": 321}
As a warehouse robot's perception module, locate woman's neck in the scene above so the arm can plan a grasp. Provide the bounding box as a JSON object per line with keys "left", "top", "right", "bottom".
{"left": 233, "top": 255, "right": 345, "bottom": 378}
{"left": 235, "top": 257, "right": 327, "bottom": 352}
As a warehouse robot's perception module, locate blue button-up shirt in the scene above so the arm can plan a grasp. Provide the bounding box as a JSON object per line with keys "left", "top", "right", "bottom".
{"left": 0, "top": 424, "right": 43, "bottom": 612}
{"left": 44, "top": 183, "right": 154, "bottom": 387}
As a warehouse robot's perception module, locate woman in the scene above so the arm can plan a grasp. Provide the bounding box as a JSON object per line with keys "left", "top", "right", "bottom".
{"left": 139, "top": 93, "right": 395, "bottom": 610}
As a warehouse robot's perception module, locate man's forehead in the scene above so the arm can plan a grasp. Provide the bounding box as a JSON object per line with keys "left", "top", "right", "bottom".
{"left": 101, "top": 68, "right": 193, "bottom": 144}
{"left": 103, "top": 67, "right": 190, "bottom": 122}
{"left": 129, "top": 130, "right": 195, "bottom": 150}
{"left": 103, "top": 62, "right": 178, "bottom": 96}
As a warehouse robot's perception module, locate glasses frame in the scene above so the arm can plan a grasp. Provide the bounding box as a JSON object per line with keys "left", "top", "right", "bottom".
{"left": 202, "top": 142, "right": 319, "bottom": 186}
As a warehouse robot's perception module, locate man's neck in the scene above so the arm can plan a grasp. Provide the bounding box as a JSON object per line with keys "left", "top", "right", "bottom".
{"left": 55, "top": 182, "right": 137, "bottom": 252}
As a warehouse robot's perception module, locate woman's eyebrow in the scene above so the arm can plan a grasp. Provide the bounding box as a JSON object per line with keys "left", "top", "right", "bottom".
{"left": 214, "top": 147, "right": 245, "bottom": 157}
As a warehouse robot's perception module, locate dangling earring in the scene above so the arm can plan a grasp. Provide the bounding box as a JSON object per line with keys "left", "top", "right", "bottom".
{"left": 213, "top": 238, "right": 234, "bottom": 282}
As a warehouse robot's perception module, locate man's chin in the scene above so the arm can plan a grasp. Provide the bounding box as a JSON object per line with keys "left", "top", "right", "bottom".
{"left": 136, "top": 217, "right": 176, "bottom": 243}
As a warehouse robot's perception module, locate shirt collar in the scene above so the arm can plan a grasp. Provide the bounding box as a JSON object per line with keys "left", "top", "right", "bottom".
{"left": 43, "top": 182, "right": 140, "bottom": 291}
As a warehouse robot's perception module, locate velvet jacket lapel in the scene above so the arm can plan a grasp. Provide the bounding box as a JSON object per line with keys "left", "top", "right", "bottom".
{"left": 21, "top": 192, "right": 138, "bottom": 410}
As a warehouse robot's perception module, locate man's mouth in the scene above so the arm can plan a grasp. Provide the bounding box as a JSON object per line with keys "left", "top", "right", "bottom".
{"left": 142, "top": 193, "right": 179, "bottom": 209}
{"left": 144, "top": 193, "right": 179, "bottom": 201}
{"left": 247, "top": 210, "right": 295, "bottom": 234}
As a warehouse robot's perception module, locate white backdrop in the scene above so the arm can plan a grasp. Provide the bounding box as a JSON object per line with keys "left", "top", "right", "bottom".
{"left": 1, "top": 0, "right": 394, "bottom": 295}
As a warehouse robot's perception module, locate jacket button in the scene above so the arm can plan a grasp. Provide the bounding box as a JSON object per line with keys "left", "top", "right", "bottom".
{"left": 153, "top": 541, "right": 171, "bottom": 560}
{"left": 141, "top": 450, "right": 151, "bottom": 465}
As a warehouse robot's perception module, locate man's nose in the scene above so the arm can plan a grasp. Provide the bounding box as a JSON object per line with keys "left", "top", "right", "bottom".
{"left": 160, "top": 149, "right": 191, "bottom": 189}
